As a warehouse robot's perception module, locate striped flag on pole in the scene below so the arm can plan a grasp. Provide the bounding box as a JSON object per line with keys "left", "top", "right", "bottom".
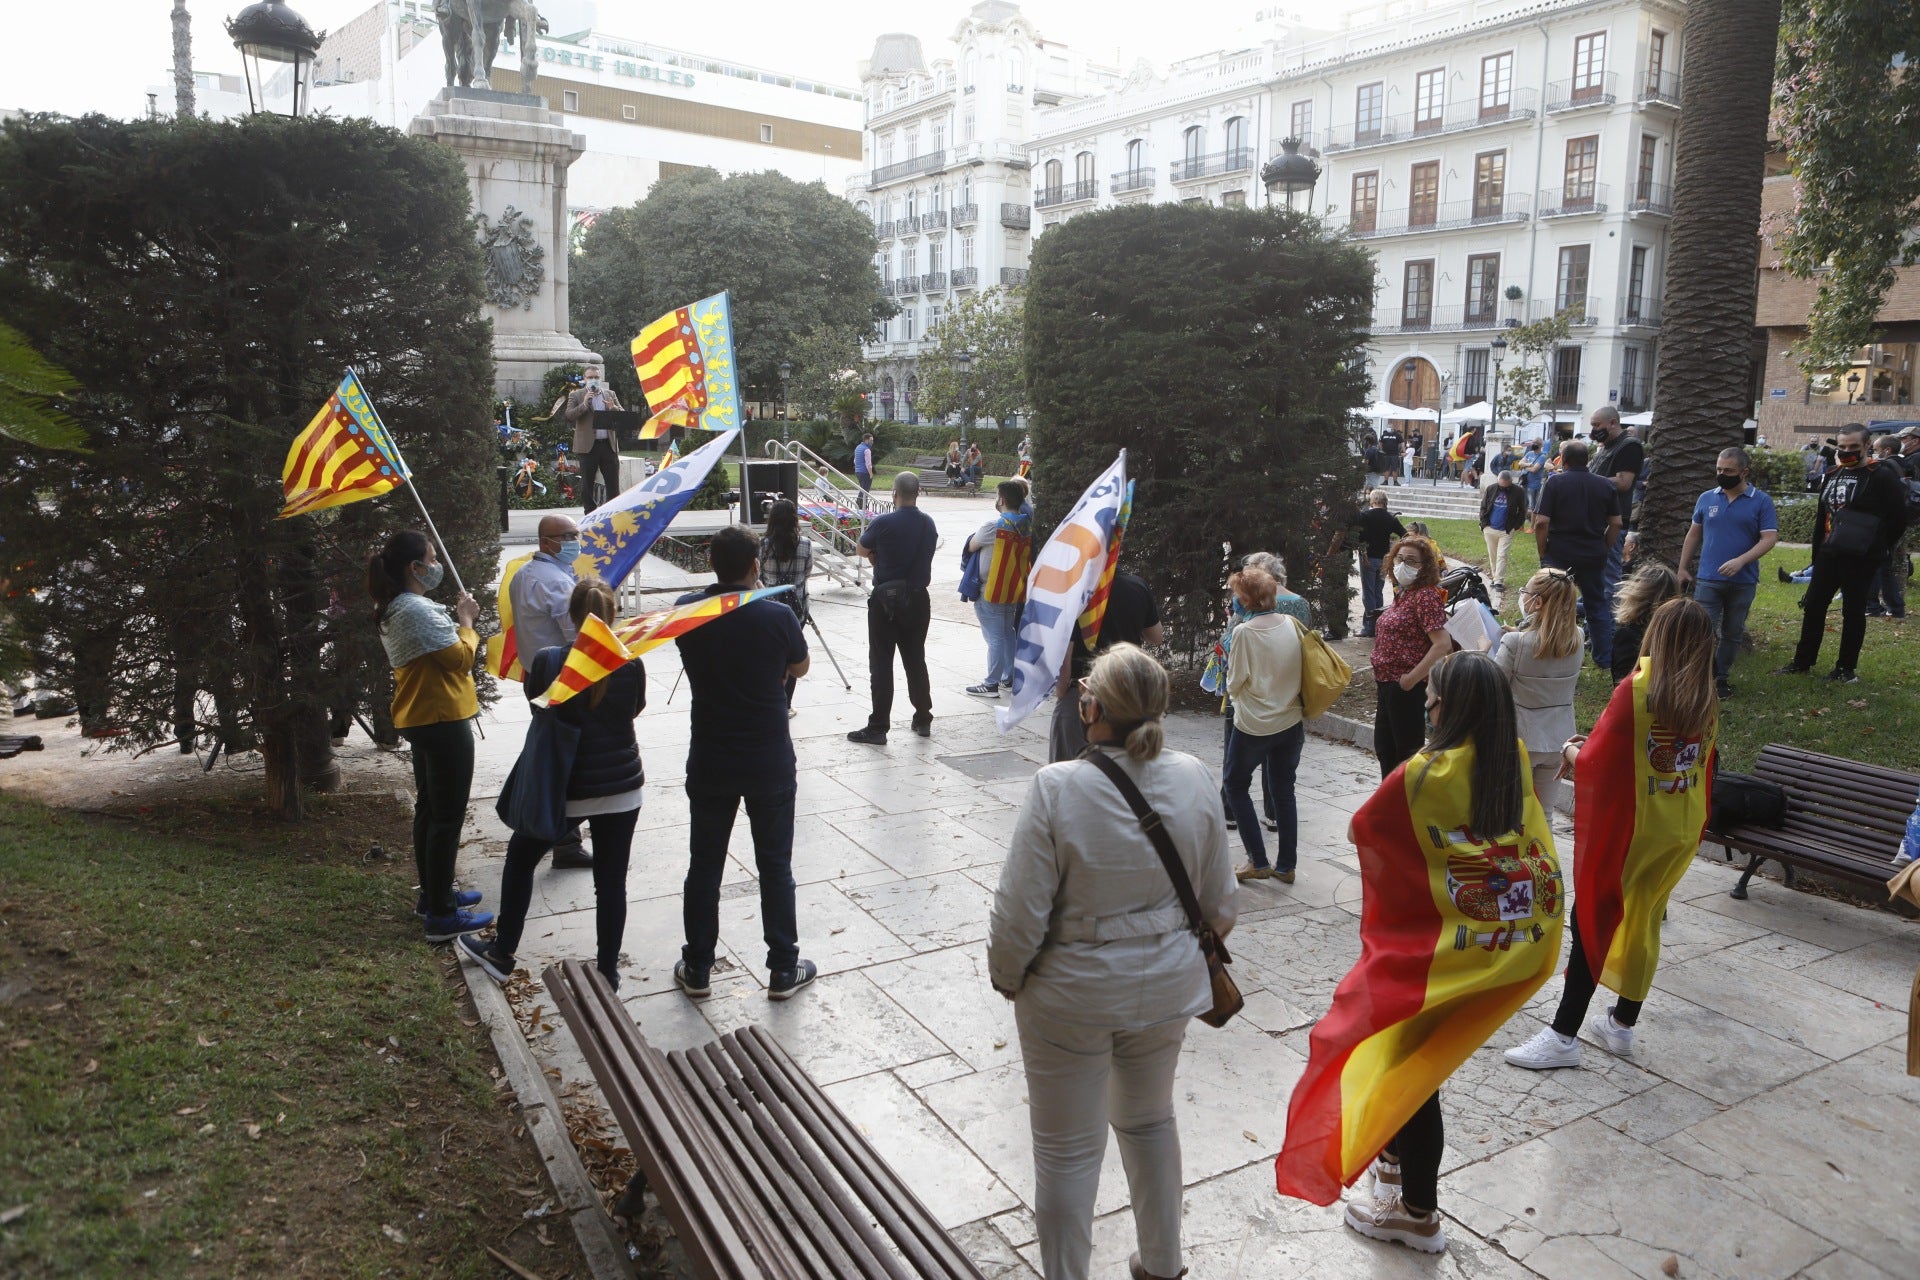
{"left": 629, "top": 292, "right": 741, "bottom": 440}
{"left": 1076, "top": 480, "right": 1134, "bottom": 650}
{"left": 614, "top": 585, "right": 793, "bottom": 655}
{"left": 534, "top": 613, "right": 635, "bottom": 709}
{"left": 278, "top": 370, "right": 410, "bottom": 518}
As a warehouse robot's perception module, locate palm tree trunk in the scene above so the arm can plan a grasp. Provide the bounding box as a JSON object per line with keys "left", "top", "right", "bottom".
{"left": 172, "top": 0, "right": 195, "bottom": 119}
{"left": 1639, "top": 0, "right": 1781, "bottom": 566}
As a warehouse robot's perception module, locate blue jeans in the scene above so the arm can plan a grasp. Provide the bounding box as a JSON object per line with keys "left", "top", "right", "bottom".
{"left": 973, "top": 599, "right": 1020, "bottom": 687}
{"left": 1548, "top": 552, "right": 1613, "bottom": 670}
{"left": 683, "top": 782, "right": 799, "bottom": 973}
{"left": 1604, "top": 533, "right": 1626, "bottom": 601}
{"left": 1223, "top": 721, "right": 1305, "bottom": 872}
{"left": 1359, "top": 555, "right": 1384, "bottom": 629}
{"left": 1220, "top": 717, "right": 1276, "bottom": 823}
{"left": 1693, "top": 578, "right": 1756, "bottom": 683}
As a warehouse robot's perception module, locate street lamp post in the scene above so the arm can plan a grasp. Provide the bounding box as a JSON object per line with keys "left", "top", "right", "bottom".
{"left": 1490, "top": 333, "right": 1508, "bottom": 450}
{"left": 225, "top": 1, "right": 323, "bottom": 118}
{"left": 955, "top": 349, "right": 973, "bottom": 447}
{"left": 1846, "top": 371, "right": 1861, "bottom": 405}
{"left": 778, "top": 360, "right": 792, "bottom": 443}
{"left": 1260, "top": 136, "right": 1322, "bottom": 211}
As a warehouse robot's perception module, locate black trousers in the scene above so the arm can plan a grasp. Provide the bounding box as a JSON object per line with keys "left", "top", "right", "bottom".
{"left": 1792, "top": 551, "right": 1880, "bottom": 673}
{"left": 580, "top": 438, "right": 621, "bottom": 512}
{"left": 1552, "top": 909, "right": 1644, "bottom": 1035}
{"left": 1373, "top": 679, "right": 1428, "bottom": 779}
{"left": 866, "top": 585, "right": 932, "bottom": 731}
{"left": 399, "top": 719, "right": 474, "bottom": 916}
{"left": 495, "top": 808, "right": 637, "bottom": 980}
{"left": 1381, "top": 1090, "right": 1443, "bottom": 1213}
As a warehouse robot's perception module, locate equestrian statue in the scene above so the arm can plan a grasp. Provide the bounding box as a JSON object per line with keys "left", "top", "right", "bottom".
{"left": 437, "top": 0, "right": 546, "bottom": 92}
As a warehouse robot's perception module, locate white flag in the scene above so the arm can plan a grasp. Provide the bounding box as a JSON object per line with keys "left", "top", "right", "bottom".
{"left": 997, "top": 451, "right": 1128, "bottom": 733}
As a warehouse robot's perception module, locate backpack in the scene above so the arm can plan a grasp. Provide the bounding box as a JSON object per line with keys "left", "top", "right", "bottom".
{"left": 1706, "top": 770, "right": 1788, "bottom": 834}
{"left": 1289, "top": 617, "right": 1353, "bottom": 719}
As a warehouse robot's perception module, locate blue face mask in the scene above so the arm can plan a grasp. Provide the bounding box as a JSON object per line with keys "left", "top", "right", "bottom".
{"left": 555, "top": 539, "right": 582, "bottom": 566}
{"left": 415, "top": 561, "right": 445, "bottom": 592}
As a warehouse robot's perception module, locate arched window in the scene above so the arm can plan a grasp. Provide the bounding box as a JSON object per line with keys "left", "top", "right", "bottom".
{"left": 1043, "top": 157, "right": 1063, "bottom": 196}
{"left": 965, "top": 53, "right": 979, "bottom": 87}
{"left": 1006, "top": 51, "right": 1024, "bottom": 89}
{"left": 905, "top": 373, "right": 920, "bottom": 424}
{"left": 1075, "top": 151, "right": 1095, "bottom": 190}
{"left": 1125, "top": 138, "right": 1145, "bottom": 181}
{"left": 880, "top": 375, "right": 897, "bottom": 419}
{"left": 1224, "top": 116, "right": 1246, "bottom": 162}
{"left": 904, "top": 187, "right": 918, "bottom": 218}
{"left": 1183, "top": 125, "right": 1204, "bottom": 164}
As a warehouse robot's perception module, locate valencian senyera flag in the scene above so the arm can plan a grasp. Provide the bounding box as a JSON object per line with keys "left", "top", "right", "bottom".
{"left": 1574, "top": 656, "right": 1715, "bottom": 1003}
{"left": 485, "top": 552, "right": 535, "bottom": 682}
{"left": 1077, "top": 480, "right": 1134, "bottom": 650}
{"left": 1275, "top": 743, "right": 1564, "bottom": 1205}
{"left": 279, "top": 370, "right": 409, "bottom": 518}
{"left": 574, "top": 429, "right": 739, "bottom": 588}
{"left": 616, "top": 584, "right": 792, "bottom": 653}
{"left": 629, "top": 292, "right": 741, "bottom": 439}
{"left": 980, "top": 511, "right": 1033, "bottom": 605}
{"left": 535, "top": 613, "right": 634, "bottom": 708}
{"left": 997, "top": 452, "right": 1127, "bottom": 733}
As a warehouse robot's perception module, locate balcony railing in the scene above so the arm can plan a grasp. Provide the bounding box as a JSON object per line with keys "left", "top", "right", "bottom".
{"left": 1538, "top": 184, "right": 1609, "bottom": 217}
{"left": 1639, "top": 70, "right": 1681, "bottom": 108}
{"left": 1320, "top": 89, "right": 1539, "bottom": 154}
{"left": 870, "top": 149, "right": 948, "bottom": 185}
{"left": 875, "top": 220, "right": 895, "bottom": 240}
{"left": 1371, "top": 304, "right": 1523, "bottom": 336}
{"left": 921, "top": 209, "right": 948, "bottom": 231}
{"left": 1035, "top": 180, "right": 1098, "bottom": 209}
{"left": 950, "top": 267, "right": 979, "bottom": 288}
{"left": 894, "top": 273, "right": 922, "bottom": 296}
{"left": 1001, "top": 267, "right": 1029, "bottom": 286}
{"left": 896, "top": 214, "right": 921, "bottom": 235}
{"left": 1346, "top": 194, "right": 1531, "bottom": 240}
{"left": 952, "top": 203, "right": 979, "bottom": 226}
{"left": 1528, "top": 296, "right": 1603, "bottom": 327}
{"left": 1619, "top": 375, "right": 1654, "bottom": 412}
{"left": 920, "top": 272, "right": 948, "bottom": 293}
{"left": 1627, "top": 183, "right": 1672, "bottom": 215}
{"left": 1549, "top": 374, "right": 1583, "bottom": 407}
{"left": 1110, "top": 169, "right": 1155, "bottom": 195}
{"left": 1169, "top": 149, "right": 1251, "bottom": 182}
{"left": 1619, "top": 297, "right": 1662, "bottom": 327}
{"left": 1000, "top": 203, "right": 1031, "bottom": 229}
{"left": 1545, "top": 74, "right": 1618, "bottom": 112}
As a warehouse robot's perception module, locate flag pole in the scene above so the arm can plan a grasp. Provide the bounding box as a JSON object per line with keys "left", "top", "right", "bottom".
{"left": 350, "top": 366, "right": 468, "bottom": 598}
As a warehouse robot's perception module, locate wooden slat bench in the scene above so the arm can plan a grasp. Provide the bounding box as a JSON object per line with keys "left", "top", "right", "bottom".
{"left": 543, "top": 959, "right": 985, "bottom": 1280}
{"left": 913, "top": 454, "right": 981, "bottom": 492}
{"left": 1703, "top": 745, "right": 1917, "bottom": 900}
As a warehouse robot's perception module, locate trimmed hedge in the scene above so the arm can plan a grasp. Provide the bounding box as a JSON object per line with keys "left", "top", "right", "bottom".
{"left": 1775, "top": 496, "right": 1816, "bottom": 545}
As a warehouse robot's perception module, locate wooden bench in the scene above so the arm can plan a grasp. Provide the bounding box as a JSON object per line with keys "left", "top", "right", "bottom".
{"left": 913, "top": 454, "right": 981, "bottom": 492}
{"left": 1703, "top": 744, "right": 1917, "bottom": 900}
{"left": 543, "top": 960, "right": 985, "bottom": 1280}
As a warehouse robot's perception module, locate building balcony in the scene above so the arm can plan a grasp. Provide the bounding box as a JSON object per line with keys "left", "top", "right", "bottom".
{"left": 1000, "top": 203, "right": 1031, "bottom": 230}
{"left": 870, "top": 149, "right": 948, "bottom": 185}
{"left": 921, "top": 209, "right": 948, "bottom": 231}
{"left": 954, "top": 140, "right": 1030, "bottom": 169}
{"left": 1627, "top": 183, "right": 1672, "bottom": 215}
{"left": 1638, "top": 70, "right": 1681, "bottom": 109}
{"left": 1320, "top": 90, "right": 1539, "bottom": 154}
{"left": 951, "top": 267, "right": 979, "bottom": 288}
{"left": 1346, "top": 194, "right": 1531, "bottom": 241}
{"left": 875, "top": 220, "right": 895, "bottom": 240}
{"left": 894, "top": 273, "right": 922, "bottom": 297}
{"left": 1545, "top": 74, "right": 1618, "bottom": 113}
{"left": 1371, "top": 304, "right": 1522, "bottom": 336}
{"left": 1619, "top": 375, "right": 1654, "bottom": 412}
{"left": 1528, "top": 296, "right": 1604, "bottom": 327}
{"left": 1110, "top": 170, "right": 1155, "bottom": 196}
{"left": 896, "top": 214, "right": 921, "bottom": 235}
{"left": 1619, "top": 297, "right": 1662, "bottom": 327}
{"left": 1537, "top": 184, "right": 1609, "bottom": 218}
{"left": 1169, "top": 149, "right": 1250, "bottom": 183}
{"left": 1001, "top": 267, "right": 1029, "bottom": 287}
{"left": 952, "top": 203, "right": 979, "bottom": 226}
{"left": 1035, "top": 180, "right": 1098, "bottom": 209}
{"left": 921, "top": 272, "right": 948, "bottom": 293}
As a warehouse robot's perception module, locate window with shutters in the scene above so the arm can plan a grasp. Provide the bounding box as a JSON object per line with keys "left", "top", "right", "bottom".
{"left": 1351, "top": 171, "right": 1379, "bottom": 233}
{"left": 1572, "top": 33, "right": 1607, "bottom": 100}
{"left": 1403, "top": 261, "right": 1435, "bottom": 328}
{"left": 1473, "top": 150, "right": 1506, "bottom": 218}
{"left": 1564, "top": 136, "right": 1599, "bottom": 205}
{"left": 1409, "top": 162, "right": 1440, "bottom": 227}
{"left": 1480, "top": 52, "right": 1513, "bottom": 116}
{"left": 1414, "top": 69, "right": 1444, "bottom": 132}
{"left": 1626, "top": 245, "right": 1650, "bottom": 320}
{"left": 1462, "top": 348, "right": 1490, "bottom": 401}
{"left": 1290, "top": 99, "right": 1313, "bottom": 141}
{"left": 1466, "top": 254, "right": 1500, "bottom": 322}
{"left": 1645, "top": 31, "right": 1667, "bottom": 96}
{"left": 1355, "top": 83, "right": 1384, "bottom": 141}
{"left": 1556, "top": 245, "right": 1591, "bottom": 314}
{"left": 1224, "top": 116, "right": 1247, "bottom": 163}
{"left": 1636, "top": 134, "right": 1657, "bottom": 201}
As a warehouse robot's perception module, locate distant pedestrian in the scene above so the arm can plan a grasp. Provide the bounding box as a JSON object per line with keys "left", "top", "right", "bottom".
{"left": 564, "top": 363, "right": 625, "bottom": 513}
{"left": 849, "top": 472, "right": 939, "bottom": 743}
{"left": 1866, "top": 434, "right": 1909, "bottom": 620}
{"left": 1609, "top": 562, "right": 1682, "bottom": 685}
{"left": 1369, "top": 536, "right": 1451, "bottom": 778}
{"left": 1586, "top": 406, "right": 1644, "bottom": 606}
{"left": 960, "top": 481, "right": 1033, "bottom": 699}
{"left": 965, "top": 441, "right": 985, "bottom": 488}
{"left": 1494, "top": 568, "right": 1583, "bottom": 814}
{"left": 1676, "top": 447, "right": 1778, "bottom": 698}
{"left": 1378, "top": 427, "right": 1403, "bottom": 486}
{"left": 1534, "top": 439, "right": 1622, "bottom": 670}
{"left": 1353, "top": 490, "right": 1407, "bottom": 638}
{"left": 1477, "top": 470, "right": 1528, "bottom": 591}
{"left": 673, "top": 525, "right": 815, "bottom": 1002}
{"left": 1220, "top": 567, "right": 1306, "bottom": 885}
{"left": 510, "top": 513, "right": 594, "bottom": 870}
{"left": 370, "top": 530, "right": 491, "bottom": 942}
{"left": 1017, "top": 434, "right": 1033, "bottom": 479}
{"left": 1363, "top": 437, "right": 1389, "bottom": 489}
{"left": 757, "top": 500, "right": 813, "bottom": 716}
{"left": 945, "top": 439, "right": 964, "bottom": 487}
{"left": 1519, "top": 438, "right": 1546, "bottom": 505}
{"left": 852, "top": 431, "right": 876, "bottom": 506}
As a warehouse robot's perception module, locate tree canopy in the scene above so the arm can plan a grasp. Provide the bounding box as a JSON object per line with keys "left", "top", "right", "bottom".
{"left": 570, "top": 168, "right": 890, "bottom": 413}
{"left": 0, "top": 113, "right": 496, "bottom": 817}
{"left": 1025, "top": 203, "right": 1372, "bottom": 647}
{"left": 913, "top": 287, "right": 1027, "bottom": 427}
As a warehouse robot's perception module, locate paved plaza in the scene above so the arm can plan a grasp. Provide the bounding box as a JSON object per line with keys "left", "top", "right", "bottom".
{"left": 459, "top": 495, "right": 1919, "bottom": 1279}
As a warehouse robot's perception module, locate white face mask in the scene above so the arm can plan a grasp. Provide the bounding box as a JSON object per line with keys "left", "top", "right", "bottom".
{"left": 1393, "top": 562, "right": 1420, "bottom": 587}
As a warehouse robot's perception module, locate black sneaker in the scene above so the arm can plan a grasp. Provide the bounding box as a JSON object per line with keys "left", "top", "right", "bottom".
{"left": 551, "top": 844, "right": 594, "bottom": 870}
{"left": 1825, "top": 667, "right": 1859, "bottom": 684}
{"left": 458, "top": 934, "right": 515, "bottom": 983}
{"left": 768, "top": 959, "right": 818, "bottom": 1002}
{"left": 1772, "top": 662, "right": 1811, "bottom": 675}
{"left": 1224, "top": 815, "right": 1238, "bottom": 831}
{"left": 911, "top": 716, "right": 932, "bottom": 738}
{"left": 1777, "top": 566, "right": 1794, "bottom": 584}
{"left": 1716, "top": 680, "right": 1734, "bottom": 700}
{"left": 846, "top": 726, "right": 887, "bottom": 745}
{"left": 415, "top": 888, "right": 483, "bottom": 917}
{"left": 964, "top": 682, "right": 1000, "bottom": 698}
{"left": 674, "top": 960, "right": 711, "bottom": 999}
{"left": 423, "top": 908, "right": 494, "bottom": 942}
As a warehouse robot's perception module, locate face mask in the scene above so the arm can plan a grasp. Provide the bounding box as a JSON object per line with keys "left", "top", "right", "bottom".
{"left": 555, "top": 539, "right": 582, "bottom": 565}
{"left": 415, "top": 561, "right": 445, "bottom": 592}
{"left": 1394, "top": 562, "right": 1420, "bottom": 587}
{"left": 1837, "top": 449, "right": 1862, "bottom": 465}
{"left": 1716, "top": 473, "right": 1742, "bottom": 490}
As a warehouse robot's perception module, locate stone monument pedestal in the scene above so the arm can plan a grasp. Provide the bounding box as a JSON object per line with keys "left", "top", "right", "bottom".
{"left": 410, "top": 87, "right": 600, "bottom": 402}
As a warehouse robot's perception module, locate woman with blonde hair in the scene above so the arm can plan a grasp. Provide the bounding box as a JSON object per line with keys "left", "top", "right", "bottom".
{"left": 1495, "top": 568, "right": 1584, "bottom": 812}
{"left": 989, "top": 643, "right": 1236, "bottom": 1280}
{"left": 1369, "top": 536, "right": 1452, "bottom": 778}
{"left": 1222, "top": 566, "right": 1307, "bottom": 883}
{"left": 1507, "top": 598, "right": 1718, "bottom": 1071}
{"left": 1608, "top": 561, "right": 1681, "bottom": 684}
{"left": 463, "top": 579, "right": 646, "bottom": 989}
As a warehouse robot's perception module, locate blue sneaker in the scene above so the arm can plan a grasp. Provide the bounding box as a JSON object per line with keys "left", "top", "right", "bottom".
{"left": 423, "top": 908, "right": 494, "bottom": 942}
{"left": 415, "top": 888, "right": 483, "bottom": 917}
{"left": 767, "top": 959, "right": 818, "bottom": 1002}
{"left": 458, "top": 934, "right": 515, "bottom": 983}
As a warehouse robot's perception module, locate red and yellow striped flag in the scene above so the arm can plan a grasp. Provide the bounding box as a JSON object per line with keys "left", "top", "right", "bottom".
{"left": 1573, "top": 657, "right": 1715, "bottom": 1002}
{"left": 628, "top": 292, "right": 739, "bottom": 439}
{"left": 278, "top": 371, "right": 410, "bottom": 519}
{"left": 534, "top": 613, "right": 634, "bottom": 708}
{"left": 1077, "top": 480, "right": 1133, "bottom": 649}
{"left": 981, "top": 514, "right": 1032, "bottom": 605}
{"left": 484, "top": 552, "right": 534, "bottom": 682}
{"left": 1275, "top": 743, "right": 1563, "bottom": 1204}
{"left": 614, "top": 585, "right": 793, "bottom": 655}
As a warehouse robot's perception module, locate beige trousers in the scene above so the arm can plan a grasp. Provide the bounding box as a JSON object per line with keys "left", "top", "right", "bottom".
{"left": 1529, "top": 752, "right": 1563, "bottom": 816}
{"left": 1015, "top": 999, "right": 1188, "bottom": 1280}
{"left": 1483, "top": 526, "right": 1513, "bottom": 585}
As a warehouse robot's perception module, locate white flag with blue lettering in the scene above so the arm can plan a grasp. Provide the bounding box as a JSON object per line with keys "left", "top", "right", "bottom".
{"left": 997, "top": 451, "right": 1127, "bottom": 733}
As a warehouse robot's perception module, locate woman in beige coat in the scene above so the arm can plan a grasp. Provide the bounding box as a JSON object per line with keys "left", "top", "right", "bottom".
{"left": 1494, "top": 568, "right": 1584, "bottom": 812}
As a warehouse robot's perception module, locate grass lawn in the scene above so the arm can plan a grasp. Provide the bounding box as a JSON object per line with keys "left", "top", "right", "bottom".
{"left": 1415, "top": 517, "right": 1918, "bottom": 773}
{"left": 0, "top": 793, "right": 583, "bottom": 1279}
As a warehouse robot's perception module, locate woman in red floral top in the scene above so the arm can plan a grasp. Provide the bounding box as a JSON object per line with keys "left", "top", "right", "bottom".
{"left": 1370, "top": 536, "right": 1452, "bottom": 777}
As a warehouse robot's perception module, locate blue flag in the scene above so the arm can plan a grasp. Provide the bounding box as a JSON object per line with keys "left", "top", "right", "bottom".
{"left": 574, "top": 429, "right": 738, "bottom": 587}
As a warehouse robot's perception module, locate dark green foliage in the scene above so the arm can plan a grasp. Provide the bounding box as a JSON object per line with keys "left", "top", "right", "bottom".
{"left": 1774, "top": 497, "right": 1818, "bottom": 545}
{"left": 1025, "top": 204, "right": 1372, "bottom": 648}
{"left": 0, "top": 113, "right": 496, "bottom": 816}
{"left": 1747, "top": 447, "right": 1811, "bottom": 502}
{"left": 570, "top": 168, "right": 890, "bottom": 414}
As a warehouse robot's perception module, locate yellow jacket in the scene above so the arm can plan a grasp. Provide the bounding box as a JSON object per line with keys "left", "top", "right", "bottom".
{"left": 391, "top": 628, "right": 480, "bottom": 729}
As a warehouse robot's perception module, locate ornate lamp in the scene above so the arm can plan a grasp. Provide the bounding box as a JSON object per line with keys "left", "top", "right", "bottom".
{"left": 1260, "top": 137, "right": 1321, "bottom": 210}
{"left": 226, "top": 1, "right": 324, "bottom": 118}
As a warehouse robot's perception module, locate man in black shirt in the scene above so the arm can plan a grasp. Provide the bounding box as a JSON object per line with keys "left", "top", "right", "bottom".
{"left": 1378, "top": 428, "right": 1403, "bottom": 485}
{"left": 1535, "top": 439, "right": 1622, "bottom": 670}
{"left": 674, "top": 525, "right": 815, "bottom": 1001}
{"left": 849, "top": 472, "right": 940, "bottom": 744}
{"left": 1779, "top": 425, "right": 1909, "bottom": 683}
{"left": 1351, "top": 489, "right": 1406, "bottom": 636}
{"left": 1587, "top": 406, "right": 1644, "bottom": 603}
{"left": 1048, "top": 569, "right": 1163, "bottom": 762}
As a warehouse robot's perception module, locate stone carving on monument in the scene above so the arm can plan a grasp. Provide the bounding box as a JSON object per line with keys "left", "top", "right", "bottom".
{"left": 435, "top": 0, "right": 545, "bottom": 91}
{"left": 474, "top": 205, "right": 545, "bottom": 310}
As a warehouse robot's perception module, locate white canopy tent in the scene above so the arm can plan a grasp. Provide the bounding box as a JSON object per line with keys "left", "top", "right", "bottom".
{"left": 1620, "top": 410, "right": 1654, "bottom": 427}
{"left": 1440, "top": 401, "right": 1494, "bottom": 425}
{"left": 1364, "top": 400, "right": 1439, "bottom": 421}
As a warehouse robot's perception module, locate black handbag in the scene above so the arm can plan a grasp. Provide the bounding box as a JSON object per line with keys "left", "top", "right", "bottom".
{"left": 1825, "top": 507, "right": 1882, "bottom": 559}
{"left": 1080, "top": 748, "right": 1243, "bottom": 1028}
{"left": 496, "top": 706, "right": 581, "bottom": 845}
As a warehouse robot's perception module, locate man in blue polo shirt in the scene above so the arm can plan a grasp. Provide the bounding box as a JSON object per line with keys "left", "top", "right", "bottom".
{"left": 1678, "top": 447, "right": 1778, "bottom": 699}
{"left": 853, "top": 431, "right": 875, "bottom": 507}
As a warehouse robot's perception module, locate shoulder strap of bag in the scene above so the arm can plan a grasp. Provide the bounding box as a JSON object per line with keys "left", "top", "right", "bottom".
{"left": 1079, "top": 747, "right": 1206, "bottom": 936}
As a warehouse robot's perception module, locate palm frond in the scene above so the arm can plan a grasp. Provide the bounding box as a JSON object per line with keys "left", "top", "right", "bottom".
{"left": 0, "top": 321, "right": 89, "bottom": 451}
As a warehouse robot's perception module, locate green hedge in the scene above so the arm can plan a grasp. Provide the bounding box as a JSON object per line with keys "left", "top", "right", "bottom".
{"left": 1775, "top": 496, "right": 1816, "bottom": 545}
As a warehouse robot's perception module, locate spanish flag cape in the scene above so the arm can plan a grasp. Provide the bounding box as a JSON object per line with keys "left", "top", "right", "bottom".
{"left": 1275, "top": 742, "right": 1563, "bottom": 1205}
{"left": 1573, "top": 657, "right": 1716, "bottom": 1002}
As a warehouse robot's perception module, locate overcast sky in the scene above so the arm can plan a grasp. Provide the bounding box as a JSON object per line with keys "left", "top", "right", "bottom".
{"left": 15, "top": 0, "right": 1347, "bottom": 118}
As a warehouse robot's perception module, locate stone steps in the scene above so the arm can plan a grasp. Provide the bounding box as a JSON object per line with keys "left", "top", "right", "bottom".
{"left": 1375, "top": 483, "right": 1483, "bottom": 523}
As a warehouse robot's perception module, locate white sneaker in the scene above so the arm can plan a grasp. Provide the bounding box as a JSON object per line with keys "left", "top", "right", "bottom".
{"left": 1588, "top": 1011, "right": 1635, "bottom": 1057}
{"left": 1343, "top": 1191, "right": 1447, "bottom": 1253}
{"left": 1370, "top": 1155, "right": 1402, "bottom": 1199}
{"left": 1503, "top": 1025, "right": 1582, "bottom": 1070}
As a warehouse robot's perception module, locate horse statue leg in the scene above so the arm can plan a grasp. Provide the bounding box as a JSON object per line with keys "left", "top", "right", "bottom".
{"left": 464, "top": 0, "right": 492, "bottom": 89}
